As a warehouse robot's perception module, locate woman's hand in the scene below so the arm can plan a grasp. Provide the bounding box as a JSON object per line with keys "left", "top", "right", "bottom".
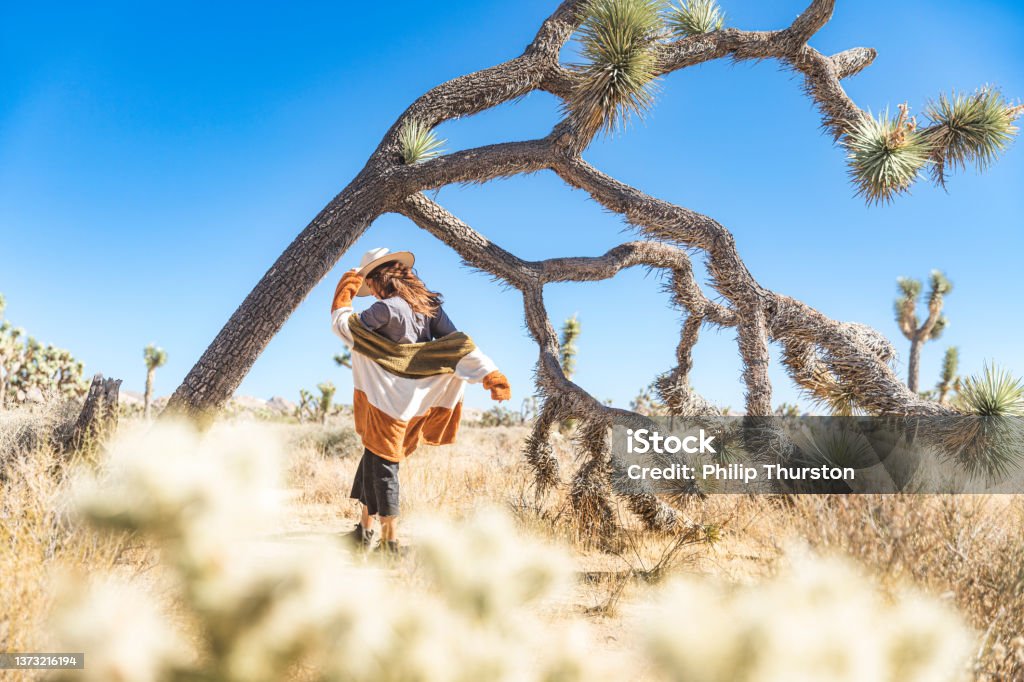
{"left": 482, "top": 370, "right": 511, "bottom": 402}
{"left": 331, "top": 269, "right": 364, "bottom": 312}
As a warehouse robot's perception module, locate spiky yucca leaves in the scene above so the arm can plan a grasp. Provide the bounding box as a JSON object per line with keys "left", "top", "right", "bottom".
{"left": 958, "top": 364, "right": 1024, "bottom": 417}
{"left": 667, "top": 0, "right": 725, "bottom": 37}
{"left": 567, "top": 0, "right": 666, "bottom": 144}
{"left": 924, "top": 89, "right": 1022, "bottom": 188}
{"left": 398, "top": 120, "right": 446, "bottom": 164}
{"left": 846, "top": 106, "right": 933, "bottom": 205}
{"left": 934, "top": 364, "right": 1024, "bottom": 480}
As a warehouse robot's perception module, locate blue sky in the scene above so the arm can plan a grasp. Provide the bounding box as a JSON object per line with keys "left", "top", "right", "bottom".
{"left": 1, "top": 1, "right": 1022, "bottom": 412}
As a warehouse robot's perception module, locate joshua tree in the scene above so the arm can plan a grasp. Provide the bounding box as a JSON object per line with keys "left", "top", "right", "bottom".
{"left": 559, "top": 315, "right": 581, "bottom": 379}
{"left": 631, "top": 381, "right": 666, "bottom": 416}
{"left": 1, "top": 293, "right": 87, "bottom": 407}
{"left": 166, "top": 1, "right": 1021, "bottom": 532}
{"left": 298, "top": 382, "right": 337, "bottom": 424}
{"left": 0, "top": 293, "right": 13, "bottom": 408}
{"left": 895, "top": 270, "right": 952, "bottom": 393}
{"left": 333, "top": 350, "right": 352, "bottom": 370}
{"left": 143, "top": 344, "right": 168, "bottom": 419}
{"left": 935, "top": 346, "right": 960, "bottom": 405}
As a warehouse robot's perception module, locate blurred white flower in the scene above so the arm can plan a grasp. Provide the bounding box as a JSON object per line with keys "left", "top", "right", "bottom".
{"left": 643, "top": 548, "right": 972, "bottom": 682}
{"left": 414, "top": 507, "right": 572, "bottom": 621}
{"left": 51, "top": 576, "right": 185, "bottom": 682}
{"left": 73, "top": 420, "right": 283, "bottom": 567}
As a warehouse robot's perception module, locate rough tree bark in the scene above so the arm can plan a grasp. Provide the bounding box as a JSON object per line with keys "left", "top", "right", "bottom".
{"left": 166, "top": 1, "right": 1018, "bottom": 530}
{"left": 65, "top": 374, "right": 121, "bottom": 452}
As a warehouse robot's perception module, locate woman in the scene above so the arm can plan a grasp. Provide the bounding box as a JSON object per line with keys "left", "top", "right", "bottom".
{"left": 330, "top": 247, "right": 511, "bottom": 555}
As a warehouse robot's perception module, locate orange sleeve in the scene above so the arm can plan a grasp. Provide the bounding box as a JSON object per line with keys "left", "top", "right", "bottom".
{"left": 482, "top": 370, "right": 511, "bottom": 401}
{"left": 332, "top": 271, "right": 364, "bottom": 313}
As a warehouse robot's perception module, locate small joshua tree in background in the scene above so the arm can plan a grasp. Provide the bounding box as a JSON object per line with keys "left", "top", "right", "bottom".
{"left": 333, "top": 350, "right": 352, "bottom": 370}
{"left": 0, "top": 292, "right": 87, "bottom": 407}
{"left": 935, "top": 346, "right": 960, "bottom": 405}
{"left": 298, "top": 382, "right": 337, "bottom": 424}
{"left": 895, "top": 270, "right": 952, "bottom": 393}
{"left": 559, "top": 315, "right": 581, "bottom": 380}
{"left": 774, "top": 402, "right": 802, "bottom": 417}
{"left": 631, "top": 381, "right": 666, "bottom": 416}
{"left": 143, "top": 345, "right": 168, "bottom": 419}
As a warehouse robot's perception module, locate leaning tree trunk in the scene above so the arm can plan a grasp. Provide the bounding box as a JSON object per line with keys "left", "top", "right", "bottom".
{"left": 164, "top": 173, "right": 386, "bottom": 419}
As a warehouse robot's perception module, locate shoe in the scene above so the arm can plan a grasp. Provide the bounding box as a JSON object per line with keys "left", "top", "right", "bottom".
{"left": 343, "top": 522, "right": 375, "bottom": 549}
{"left": 375, "top": 539, "right": 404, "bottom": 557}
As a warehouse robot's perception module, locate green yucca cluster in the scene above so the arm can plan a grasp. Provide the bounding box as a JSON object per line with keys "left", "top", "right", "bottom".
{"left": 925, "top": 89, "right": 1021, "bottom": 187}
{"left": 846, "top": 108, "right": 932, "bottom": 205}
{"left": 667, "top": 0, "right": 725, "bottom": 37}
{"left": 958, "top": 363, "right": 1024, "bottom": 417}
{"left": 567, "top": 0, "right": 668, "bottom": 139}
{"left": 847, "top": 90, "right": 1020, "bottom": 204}
{"left": 398, "top": 120, "right": 446, "bottom": 164}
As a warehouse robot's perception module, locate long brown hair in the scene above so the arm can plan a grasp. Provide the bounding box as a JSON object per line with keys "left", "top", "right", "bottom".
{"left": 365, "top": 261, "right": 443, "bottom": 316}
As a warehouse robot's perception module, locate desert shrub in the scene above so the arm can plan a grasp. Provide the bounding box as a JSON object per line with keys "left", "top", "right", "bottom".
{"left": 296, "top": 425, "right": 363, "bottom": 459}
{"left": 0, "top": 399, "right": 79, "bottom": 477}
{"left": 0, "top": 419, "right": 132, "bottom": 659}
{"left": 477, "top": 405, "right": 522, "bottom": 427}
{"left": 784, "top": 495, "right": 1024, "bottom": 677}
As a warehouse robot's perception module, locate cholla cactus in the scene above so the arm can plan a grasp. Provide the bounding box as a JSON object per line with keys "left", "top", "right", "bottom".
{"left": 644, "top": 548, "right": 973, "bottom": 682}
{"left": 559, "top": 314, "right": 581, "bottom": 380}
{"left": 143, "top": 344, "right": 168, "bottom": 419}
{"left": 894, "top": 270, "right": 952, "bottom": 393}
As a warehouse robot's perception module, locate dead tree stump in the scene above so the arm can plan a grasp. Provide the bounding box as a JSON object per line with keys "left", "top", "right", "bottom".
{"left": 64, "top": 373, "right": 121, "bottom": 452}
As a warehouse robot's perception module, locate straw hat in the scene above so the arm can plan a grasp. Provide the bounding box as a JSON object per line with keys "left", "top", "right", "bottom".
{"left": 354, "top": 247, "right": 415, "bottom": 297}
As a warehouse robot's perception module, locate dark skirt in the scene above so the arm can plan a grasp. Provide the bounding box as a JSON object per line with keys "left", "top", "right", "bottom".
{"left": 350, "top": 447, "right": 400, "bottom": 517}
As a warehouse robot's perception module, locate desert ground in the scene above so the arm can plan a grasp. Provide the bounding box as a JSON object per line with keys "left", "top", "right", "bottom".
{"left": 2, "top": 401, "right": 1023, "bottom": 681}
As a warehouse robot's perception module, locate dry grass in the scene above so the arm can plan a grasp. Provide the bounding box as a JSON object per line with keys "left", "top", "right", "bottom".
{"left": 0, "top": 405, "right": 147, "bottom": 670}
{"left": 3, "top": 404, "right": 1024, "bottom": 679}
